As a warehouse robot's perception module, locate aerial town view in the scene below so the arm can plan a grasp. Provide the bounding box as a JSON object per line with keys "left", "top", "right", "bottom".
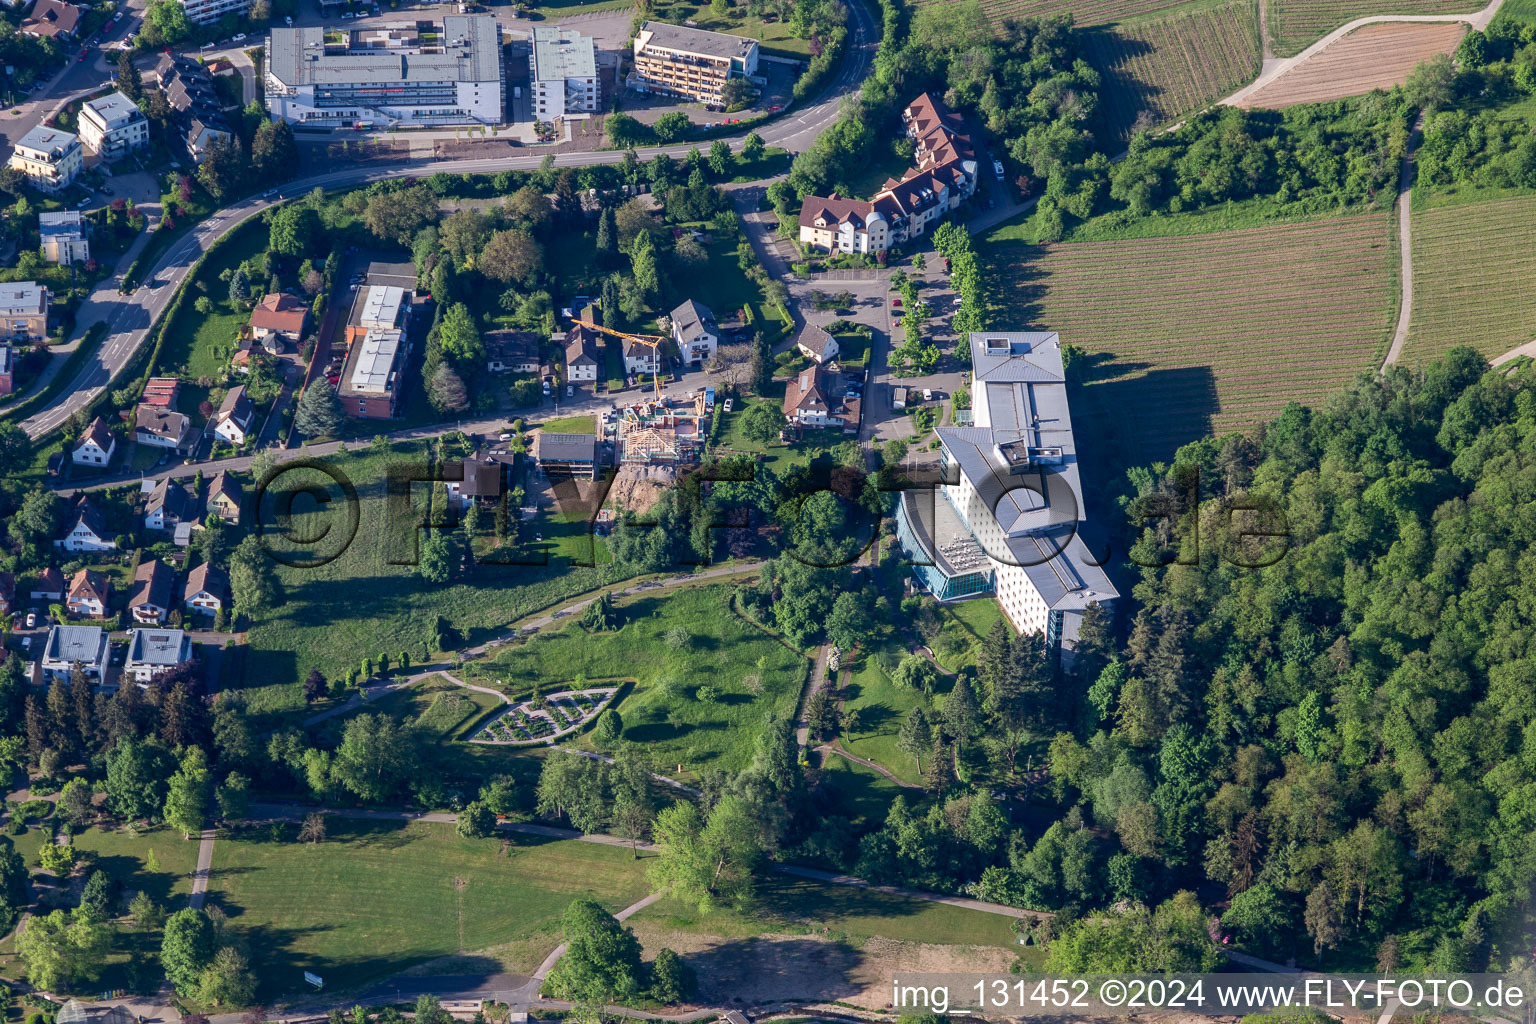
{"left": 0, "top": 0, "right": 1532, "bottom": 1018}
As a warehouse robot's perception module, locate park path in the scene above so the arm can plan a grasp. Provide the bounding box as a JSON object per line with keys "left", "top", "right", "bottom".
{"left": 1221, "top": 0, "right": 1506, "bottom": 106}
{"left": 188, "top": 829, "right": 215, "bottom": 909}
{"left": 1382, "top": 110, "right": 1428, "bottom": 368}
{"left": 817, "top": 743, "right": 921, "bottom": 789}
{"left": 523, "top": 892, "right": 663, "bottom": 996}
{"left": 794, "top": 644, "right": 834, "bottom": 754}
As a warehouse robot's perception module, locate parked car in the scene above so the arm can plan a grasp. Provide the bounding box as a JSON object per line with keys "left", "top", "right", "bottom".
{"left": 232, "top": 32, "right": 247, "bottom": 41}
{"left": 285, "top": 14, "right": 293, "bottom": 23}
{"left": 566, "top": 384, "right": 574, "bottom": 397}
{"left": 992, "top": 158, "right": 1005, "bottom": 180}
{"left": 24, "top": 613, "right": 36, "bottom": 629}
{"left": 723, "top": 398, "right": 734, "bottom": 412}
{"left": 891, "top": 297, "right": 902, "bottom": 307}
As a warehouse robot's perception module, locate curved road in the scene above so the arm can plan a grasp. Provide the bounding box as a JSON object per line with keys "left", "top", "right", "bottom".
{"left": 19, "top": 0, "right": 879, "bottom": 440}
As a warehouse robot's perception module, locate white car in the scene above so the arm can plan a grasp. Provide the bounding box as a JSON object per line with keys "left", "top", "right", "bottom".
{"left": 992, "top": 158, "right": 1005, "bottom": 180}
{"left": 285, "top": 14, "right": 293, "bottom": 23}
{"left": 922, "top": 388, "right": 934, "bottom": 401}
{"left": 723, "top": 398, "right": 734, "bottom": 412}
{"left": 24, "top": 613, "right": 36, "bottom": 629}
{"left": 232, "top": 32, "right": 247, "bottom": 41}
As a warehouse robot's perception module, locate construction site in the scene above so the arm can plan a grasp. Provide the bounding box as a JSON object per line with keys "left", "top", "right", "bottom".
{"left": 608, "top": 391, "right": 714, "bottom": 467}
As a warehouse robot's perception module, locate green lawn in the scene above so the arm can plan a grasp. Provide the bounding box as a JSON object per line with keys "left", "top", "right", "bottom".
{"left": 815, "top": 750, "right": 908, "bottom": 830}
{"left": 317, "top": 676, "right": 503, "bottom": 745}
{"left": 209, "top": 820, "right": 654, "bottom": 1000}
{"left": 666, "top": 238, "right": 763, "bottom": 322}
{"left": 539, "top": 415, "right": 596, "bottom": 435}
{"left": 839, "top": 639, "right": 930, "bottom": 787}
{"left": 155, "top": 217, "right": 270, "bottom": 381}
{"left": 239, "top": 442, "right": 619, "bottom": 689}
{"left": 478, "top": 585, "right": 808, "bottom": 776}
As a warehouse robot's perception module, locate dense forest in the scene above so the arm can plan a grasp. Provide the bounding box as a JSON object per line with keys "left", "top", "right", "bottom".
{"left": 1027, "top": 350, "right": 1536, "bottom": 969}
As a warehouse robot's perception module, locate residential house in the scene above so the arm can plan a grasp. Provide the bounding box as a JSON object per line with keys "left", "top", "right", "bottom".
{"left": 564, "top": 324, "right": 600, "bottom": 383}
{"left": 78, "top": 91, "right": 150, "bottom": 161}
{"left": 135, "top": 405, "right": 194, "bottom": 453}
{"left": 0, "top": 343, "right": 12, "bottom": 398}
{"left": 20, "top": 0, "right": 82, "bottom": 39}
{"left": 7, "top": 126, "right": 83, "bottom": 192}
{"left": 0, "top": 572, "right": 13, "bottom": 615}
{"left": 156, "top": 54, "right": 233, "bottom": 164}
{"left": 72, "top": 416, "right": 115, "bottom": 467}
{"left": 40, "top": 624, "right": 108, "bottom": 682}
{"left": 0, "top": 282, "right": 49, "bottom": 343}
{"left": 484, "top": 330, "right": 540, "bottom": 374}
{"left": 124, "top": 628, "right": 193, "bottom": 684}
{"left": 446, "top": 454, "right": 505, "bottom": 506}
{"left": 621, "top": 335, "right": 661, "bottom": 377}
{"left": 67, "top": 568, "right": 110, "bottom": 619}
{"left": 534, "top": 432, "right": 598, "bottom": 480}
{"left": 145, "top": 477, "right": 194, "bottom": 533}
{"left": 669, "top": 299, "right": 719, "bottom": 366}
{"left": 782, "top": 364, "right": 860, "bottom": 432}
{"left": 629, "top": 22, "right": 760, "bottom": 106}
{"left": 212, "top": 386, "right": 255, "bottom": 445}
{"left": 129, "top": 559, "right": 175, "bottom": 625}
{"left": 249, "top": 293, "right": 309, "bottom": 353}
{"left": 796, "top": 324, "right": 840, "bottom": 365}
{"left": 30, "top": 567, "right": 64, "bottom": 602}
{"left": 183, "top": 562, "right": 229, "bottom": 617}
{"left": 798, "top": 92, "right": 978, "bottom": 254}
{"left": 205, "top": 471, "right": 243, "bottom": 521}
{"left": 56, "top": 497, "right": 116, "bottom": 553}
{"left": 39, "top": 211, "right": 89, "bottom": 265}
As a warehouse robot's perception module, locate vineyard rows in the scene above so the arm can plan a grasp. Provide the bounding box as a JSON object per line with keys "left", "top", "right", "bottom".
{"left": 990, "top": 212, "right": 1394, "bottom": 461}
{"left": 1085, "top": 2, "right": 1261, "bottom": 140}
{"left": 1270, "top": 0, "right": 1478, "bottom": 55}
{"left": 1404, "top": 196, "right": 1536, "bottom": 365}
{"left": 1240, "top": 22, "right": 1464, "bottom": 108}
{"left": 910, "top": 0, "right": 1200, "bottom": 27}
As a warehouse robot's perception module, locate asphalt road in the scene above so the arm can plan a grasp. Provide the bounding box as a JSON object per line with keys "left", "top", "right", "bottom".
{"left": 17, "top": 0, "right": 878, "bottom": 441}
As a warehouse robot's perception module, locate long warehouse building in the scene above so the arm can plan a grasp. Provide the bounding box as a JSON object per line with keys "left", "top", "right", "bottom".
{"left": 265, "top": 17, "right": 504, "bottom": 127}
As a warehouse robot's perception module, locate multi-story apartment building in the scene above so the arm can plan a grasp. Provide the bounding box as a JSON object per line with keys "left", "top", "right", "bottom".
{"left": 0, "top": 343, "right": 13, "bottom": 397}
{"left": 798, "top": 92, "right": 978, "bottom": 254}
{"left": 79, "top": 90, "right": 151, "bottom": 161}
{"left": 177, "top": 0, "right": 249, "bottom": 24}
{"left": 0, "top": 282, "right": 48, "bottom": 342}
{"left": 530, "top": 25, "right": 598, "bottom": 118}
{"left": 40, "top": 211, "right": 89, "bottom": 265}
{"left": 338, "top": 285, "right": 413, "bottom": 418}
{"left": 8, "top": 126, "right": 82, "bottom": 193}
{"left": 894, "top": 332, "right": 1117, "bottom": 652}
{"left": 629, "top": 21, "right": 758, "bottom": 106}
{"left": 266, "top": 18, "right": 504, "bottom": 127}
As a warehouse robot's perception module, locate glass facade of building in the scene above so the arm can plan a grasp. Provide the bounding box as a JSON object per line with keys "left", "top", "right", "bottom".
{"left": 894, "top": 491, "right": 994, "bottom": 602}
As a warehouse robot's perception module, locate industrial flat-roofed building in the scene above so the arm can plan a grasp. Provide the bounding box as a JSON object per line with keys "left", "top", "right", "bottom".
{"left": 338, "top": 284, "right": 414, "bottom": 419}
{"left": 79, "top": 90, "right": 150, "bottom": 160}
{"left": 265, "top": 18, "right": 504, "bottom": 127}
{"left": 894, "top": 332, "right": 1117, "bottom": 653}
{"left": 8, "top": 126, "right": 82, "bottom": 193}
{"left": 530, "top": 25, "right": 598, "bottom": 117}
{"left": 629, "top": 21, "right": 758, "bottom": 105}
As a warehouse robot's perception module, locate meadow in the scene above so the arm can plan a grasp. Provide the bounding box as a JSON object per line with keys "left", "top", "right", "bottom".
{"left": 1085, "top": 2, "right": 1262, "bottom": 140}
{"left": 238, "top": 442, "right": 620, "bottom": 692}
{"left": 1403, "top": 194, "right": 1536, "bottom": 365}
{"left": 982, "top": 210, "right": 1396, "bottom": 469}
{"left": 477, "top": 585, "right": 809, "bottom": 775}
{"left": 208, "top": 820, "right": 654, "bottom": 999}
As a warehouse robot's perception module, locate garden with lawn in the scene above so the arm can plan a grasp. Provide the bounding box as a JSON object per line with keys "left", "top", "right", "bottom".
{"left": 208, "top": 820, "right": 654, "bottom": 999}
{"left": 475, "top": 584, "right": 807, "bottom": 775}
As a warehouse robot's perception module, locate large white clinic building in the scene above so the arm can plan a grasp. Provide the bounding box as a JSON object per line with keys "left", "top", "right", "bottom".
{"left": 895, "top": 332, "right": 1117, "bottom": 652}
{"left": 530, "top": 25, "right": 598, "bottom": 118}
{"left": 265, "top": 17, "right": 504, "bottom": 127}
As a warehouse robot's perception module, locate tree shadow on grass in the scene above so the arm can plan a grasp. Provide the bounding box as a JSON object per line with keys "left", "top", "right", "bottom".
{"left": 686, "top": 936, "right": 865, "bottom": 1006}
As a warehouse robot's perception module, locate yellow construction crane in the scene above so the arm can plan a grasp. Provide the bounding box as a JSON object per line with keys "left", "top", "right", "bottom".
{"left": 569, "top": 318, "right": 670, "bottom": 397}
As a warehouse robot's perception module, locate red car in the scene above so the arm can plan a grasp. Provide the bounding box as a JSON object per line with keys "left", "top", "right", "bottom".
{"left": 891, "top": 297, "right": 903, "bottom": 308}
{"left": 77, "top": 49, "right": 89, "bottom": 60}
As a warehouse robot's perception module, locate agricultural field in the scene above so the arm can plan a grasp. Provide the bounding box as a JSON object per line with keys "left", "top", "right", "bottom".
{"left": 910, "top": 0, "right": 1227, "bottom": 28}
{"left": 1270, "top": 0, "right": 1481, "bottom": 55}
{"left": 477, "top": 585, "right": 807, "bottom": 775}
{"left": 982, "top": 211, "right": 1396, "bottom": 469}
{"left": 1402, "top": 194, "right": 1536, "bottom": 365}
{"left": 1239, "top": 22, "right": 1465, "bottom": 108}
{"left": 1085, "top": 2, "right": 1262, "bottom": 140}
{"left": 208, "top": 820, "right": 654, "bottom": 999}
